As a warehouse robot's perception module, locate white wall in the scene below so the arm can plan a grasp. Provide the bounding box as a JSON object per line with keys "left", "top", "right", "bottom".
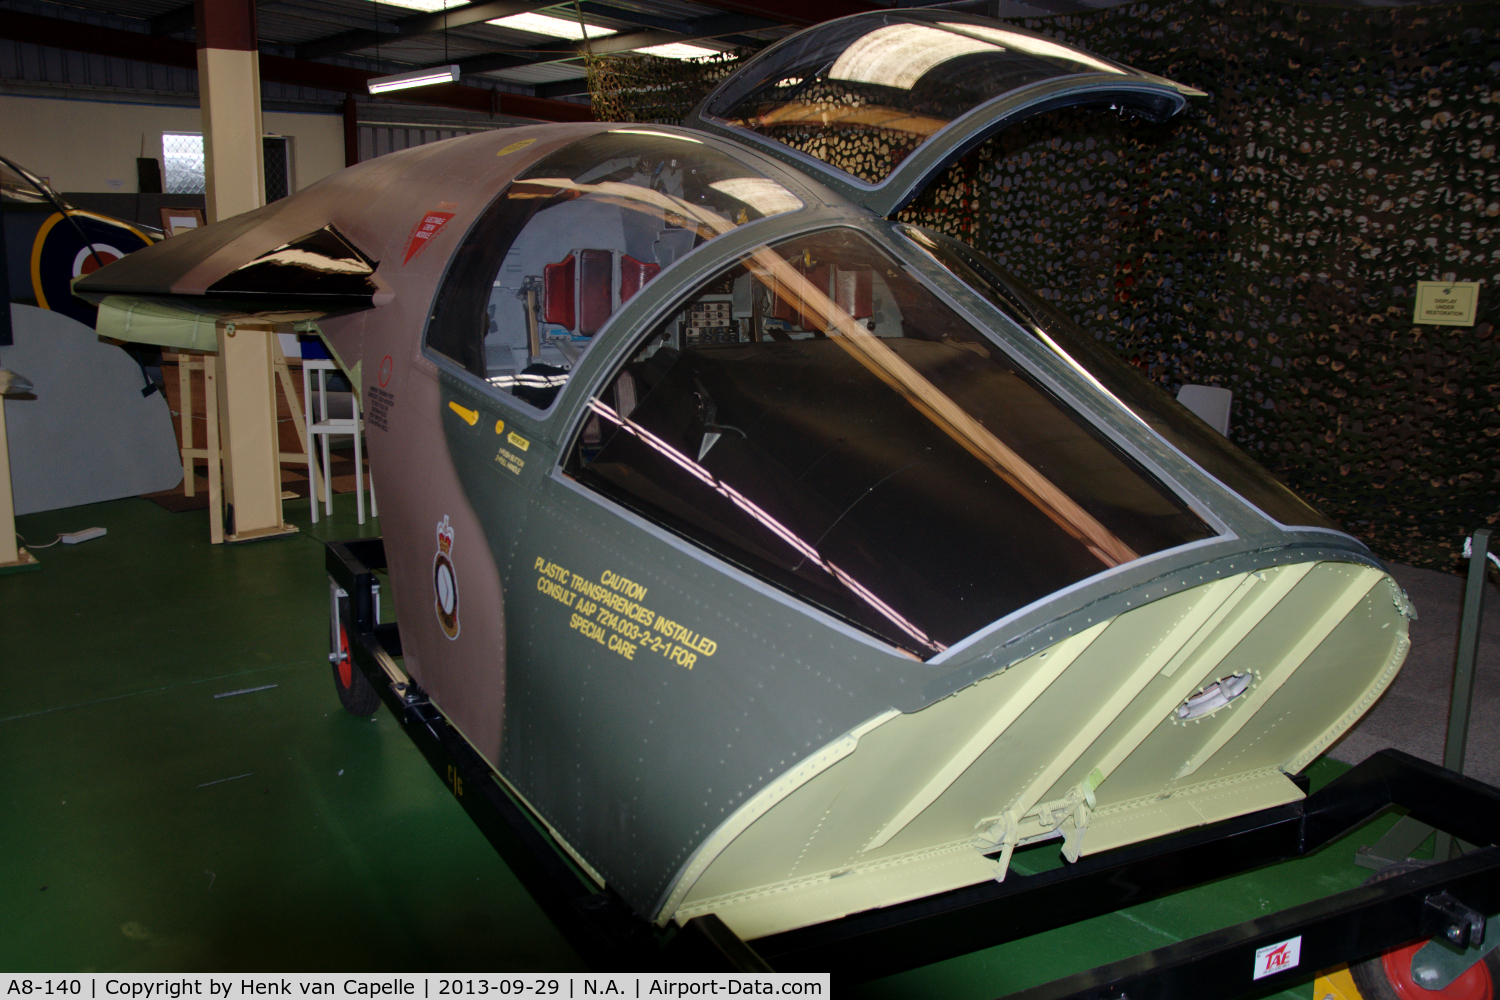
{"left": 0, "top": 94, "right": 344, "bottom": 194}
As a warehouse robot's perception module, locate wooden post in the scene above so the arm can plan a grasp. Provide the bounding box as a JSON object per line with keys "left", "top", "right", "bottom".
{"left": 178, "top": 354, "right": 195, "bottom": 497}
{"left": 204, "top": 355, "right": 224, "bottom": 545}
{"left": 0, "top": 395, "right": 39, "bottom": 572}
{"left": 0, "top": 397, "right": 14, "bottom": 565}
{"left": 196, "top": 0, "right": 294, "bottom": 543}
{"left": 272, "top": 338, "right": 309, "bottom": 463}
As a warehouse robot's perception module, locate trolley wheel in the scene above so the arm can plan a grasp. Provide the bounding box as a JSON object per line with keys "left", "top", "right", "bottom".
{"left": 1350, "top": 861, "right": 1500, "bottom": 1000}
{"left": 332, "top": 594, "right": 381, "bottom": 716}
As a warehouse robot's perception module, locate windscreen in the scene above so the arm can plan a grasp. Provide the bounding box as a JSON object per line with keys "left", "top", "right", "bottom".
{"left": 564, "top": 227, "right": 1215, "bottom": 658}
{"left": 700, "top": 12, "right": 1141, "bottom": 186}
{"left": 0, "top": 156, "right": 60, "bottom": 206}
{"left": 424, "top": 129, "right": 802, "bottom": 410}
{"left": 901, "top": 225, "right": 1341, "bottom": 531}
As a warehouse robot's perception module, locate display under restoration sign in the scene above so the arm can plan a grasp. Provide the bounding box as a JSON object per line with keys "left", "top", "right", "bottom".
{"left": 1414, "top": 280, "right": 1481, "bottom": 326}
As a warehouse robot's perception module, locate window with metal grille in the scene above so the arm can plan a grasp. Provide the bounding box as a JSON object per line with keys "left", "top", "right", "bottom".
{"left": 162, "top": 132, "right": 205, "bottom": 195}
{"left": 263, "top": 135, "right": 291, "bottom": 202}
{"left": 160, "top": 132, "right": 295, "bottom": 201}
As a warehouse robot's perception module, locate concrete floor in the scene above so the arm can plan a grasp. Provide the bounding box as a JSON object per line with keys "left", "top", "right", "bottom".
{"left": 0, "top": 494, "right": 1464, "bottom": 994}
{"left": 1327, "top": 562, "right": 1500, "bottom": 785}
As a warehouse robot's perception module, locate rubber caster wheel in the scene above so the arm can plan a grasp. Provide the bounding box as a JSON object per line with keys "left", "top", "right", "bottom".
{"left": 331, "top": 594, "right": 380, "bottom": 716}
{"left": 1350, "top": 861, "right": 1500, "bottom": 1000}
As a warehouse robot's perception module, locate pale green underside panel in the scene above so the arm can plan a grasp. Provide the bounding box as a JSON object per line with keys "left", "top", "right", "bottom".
{"left": 666, "top": 560, "right": 1410, "bottom": 941}
{"left": 96, "top": 295, "right": 221, "bottom": 351}
{"left": 94, "top": 295, "right": 324, "bottom": 354}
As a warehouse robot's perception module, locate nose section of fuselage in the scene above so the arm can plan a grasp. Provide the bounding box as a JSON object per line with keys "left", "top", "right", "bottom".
{"left": 661, "top": 555, "right": 1411, "bottom": 940}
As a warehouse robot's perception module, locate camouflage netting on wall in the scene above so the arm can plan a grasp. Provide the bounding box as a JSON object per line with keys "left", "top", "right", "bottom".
{"left": 590, "top": 2, "right": 1500, "bottom": 571}
{"left": 589, "top": 50, "right": 751, "bottom": 127}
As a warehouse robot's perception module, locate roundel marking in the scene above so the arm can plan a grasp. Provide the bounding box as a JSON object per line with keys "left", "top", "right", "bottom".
{"left": 30, "top": 210, "right": 151, "bottom": 325}
{"left": 73, "top": 244, "right": 125, "bottom": 277}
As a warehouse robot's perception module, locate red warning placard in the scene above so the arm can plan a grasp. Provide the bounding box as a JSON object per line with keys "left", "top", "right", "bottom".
{"left": 403, "top": 207, "right": 456, "bottom": 264}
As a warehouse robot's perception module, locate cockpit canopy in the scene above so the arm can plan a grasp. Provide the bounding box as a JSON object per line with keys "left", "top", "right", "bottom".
{"left": 559, "top": 226, "right": 1218, "bottom": 658}
{"left": 687, "top": 11, "right": 1202, "bottom": 215}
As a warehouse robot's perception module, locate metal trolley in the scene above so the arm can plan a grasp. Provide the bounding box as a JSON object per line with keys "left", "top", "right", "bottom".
{"left": 326, "top": 535, "right": 1500, "bottom": 999}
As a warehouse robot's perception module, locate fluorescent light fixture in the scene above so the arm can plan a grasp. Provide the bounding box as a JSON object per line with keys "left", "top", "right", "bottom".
{"left": 368, "top": 64, "right": 460, "bottom": 94}
{"left": 378, "top": 0, "right": 451, "bottom": 9}
{"left": 487, "top": 12, "right": 616, "bottom": 39}
{"left": 635, "top": 42, "right": 718, "bottom": 60}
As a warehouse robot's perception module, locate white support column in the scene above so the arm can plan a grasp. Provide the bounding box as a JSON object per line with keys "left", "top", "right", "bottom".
{"left": 196, "top": 0, "right": 294, "bottom": 543}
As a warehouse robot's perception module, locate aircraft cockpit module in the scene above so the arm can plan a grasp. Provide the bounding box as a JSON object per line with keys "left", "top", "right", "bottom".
{"left": 75, "top": 11, "right": 1413, "bottom": 944}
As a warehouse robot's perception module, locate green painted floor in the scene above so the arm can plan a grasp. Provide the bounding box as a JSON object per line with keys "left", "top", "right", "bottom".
{"left": 2, "top": 496, "right": 583, "bottom": 973}
{"left": 2, "top": 495, "right": 1410, "bottom": 994}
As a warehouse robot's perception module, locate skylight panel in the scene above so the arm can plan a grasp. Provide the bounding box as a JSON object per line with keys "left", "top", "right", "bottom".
{"left": 636, "top": 42, "right": 718, "bottom": 60}
{"left": 486, "top": 12, "right": 617, "bottom": 39}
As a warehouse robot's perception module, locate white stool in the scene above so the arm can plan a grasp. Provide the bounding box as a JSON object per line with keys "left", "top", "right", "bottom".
{"left": 302, "top": 358, "right": 376, "bottom": 524}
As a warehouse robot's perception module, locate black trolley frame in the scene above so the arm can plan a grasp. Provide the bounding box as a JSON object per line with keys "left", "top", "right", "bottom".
{"left": 327, "top": 536, "right": 1500, "bottom": 998}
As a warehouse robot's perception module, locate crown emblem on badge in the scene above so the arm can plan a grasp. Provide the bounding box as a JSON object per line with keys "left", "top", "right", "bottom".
{"left": 433, "top": 515, "right": 460, "bottom": 640}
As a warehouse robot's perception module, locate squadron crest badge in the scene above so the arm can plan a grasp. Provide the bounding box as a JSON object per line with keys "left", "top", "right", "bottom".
{"left": 433, "top": 515, "right": 460, "bottom": 639}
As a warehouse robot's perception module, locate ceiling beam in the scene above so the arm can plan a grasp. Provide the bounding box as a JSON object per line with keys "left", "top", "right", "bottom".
{"left": 0, "top": 9, "right": 592, "bottom": 121}
{"left": 296, "top": 0, "right": 553, "bottom": 60}
{"left": 576, "top": 1, "right": 752, "bottom": 35}
{"left": 579, "top": 6, "right": 778, "bottom": 48}
{"left": 149, "top": 3, "right": 196, "bottom": 36}
{"left": 297, "top": 0, "right": 782, "bottom": 63}
{"left": 677, "top": 0, "right": 876, "bottom": 26}
{"left": 153, "top": 0, "right": 381, "bottom": 38}
{"left": 453, "top": 11, "right": 771, "bottom": 75}
{"left": 537, "top": 78, "right": 591, "bottom": 99}
{"left": 577, "top": 2, "right": 699, "bottom": 34}
{"left": 3, "top": 9, "right": 201, "bottom": 70}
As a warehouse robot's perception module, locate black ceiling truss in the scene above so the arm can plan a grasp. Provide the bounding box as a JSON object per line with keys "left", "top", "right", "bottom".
{"left": 149, "top": 5, "right": 196, "bottom": 36}
{"left": 296, "top": 0, "right": 558, "bottom": 60}
{"left": 143, "top": 0, "right": 782, "bottom": 86}
{"left": 536, "top": 77, "right": 591, "bottom": 97}
{"left": 577, "top": 0, "right": 761, "bottom": 36}
{"left": 151, "top": 0, "right": 400, "bottom": 38}
{"left": 441, "top": 11, "right": 772, "bottom": 75}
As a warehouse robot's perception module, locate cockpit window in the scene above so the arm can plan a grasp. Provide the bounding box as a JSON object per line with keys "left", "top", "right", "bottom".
{"left": 900, "top": 225, "right": 1341, "bottom": 532}
{"left": 424, "top": 130, "right": 802, "bottom": 410}
{"left": 564, "top": 227, "right": 1215, "bottom": 658}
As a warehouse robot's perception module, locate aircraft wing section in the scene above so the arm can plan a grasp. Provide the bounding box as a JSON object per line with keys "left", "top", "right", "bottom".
{"left": 74, "top": 221, "right": 390, "bottom": 350}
